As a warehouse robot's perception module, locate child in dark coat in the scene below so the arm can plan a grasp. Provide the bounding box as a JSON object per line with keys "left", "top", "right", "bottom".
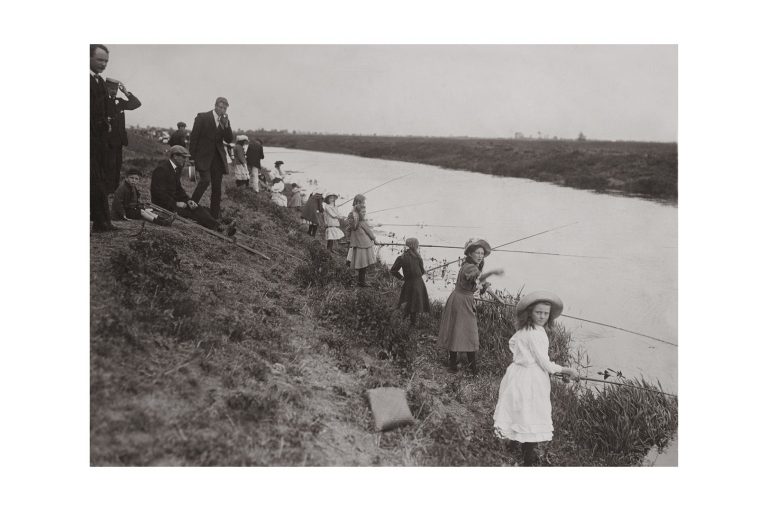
{"left": 389, "top": 237, "right": 430, "bottom": 325}
{"left": 111, "top": 169, "right": 173, "bottom": 226}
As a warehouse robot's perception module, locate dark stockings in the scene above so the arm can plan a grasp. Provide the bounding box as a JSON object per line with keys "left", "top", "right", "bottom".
{"left": 357, "top": 267, "right": 368, "bottom": 287}
{"left": 521, "top": 442, "right": 539, "bottom": 466}
{"left": 327, "top": 240, "right": 334, "bottom": 250}
{"left": 308, "top": 224, "right": 318, "bottom": 237}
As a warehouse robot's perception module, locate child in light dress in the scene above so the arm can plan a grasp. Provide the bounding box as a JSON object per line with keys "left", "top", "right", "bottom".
{"left": 493, "top": 291, "right": 579, "bottom": 466}
{"left": 233, "top": 135, "right": 250, "bottom": 187}
{"left": 270, "top": 178, "right": 288, "bottom": 206}
{"left": 322, "top": 193, "right": 345, "bottom": 250}
{"left": 346, "top": 202, "right": 377, "bottom": 287}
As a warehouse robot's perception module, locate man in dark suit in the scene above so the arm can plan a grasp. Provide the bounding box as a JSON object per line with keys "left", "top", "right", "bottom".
{"left": 105, "top": 79, "right": 142, "bottom": 192}
{"left": 189, "top": 97, "right": 233, "bottom": 219}
{"left": 151, "top": 145, "right": 234, "bottom": 234}
{"left": 90, "top": 43, "right": 116, "bottom": 232}
{"left": 168, "top": 122, "right": 188, "bottom": 147}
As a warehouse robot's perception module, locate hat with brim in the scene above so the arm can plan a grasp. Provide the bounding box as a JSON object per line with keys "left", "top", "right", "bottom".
{"left": 236, "top": 135, "right": 249, "bottom": 142}
{"left": 516, "top": 291, "right": 564, "bottom": 321}
{"left": 169, "top": 145, "right": 191, "bottom": 157}
{"left": 463, "top": 238, "right": 491, "bottom": 256}
{"left": 324, "top": 192, "right": 339, "bottom": 202}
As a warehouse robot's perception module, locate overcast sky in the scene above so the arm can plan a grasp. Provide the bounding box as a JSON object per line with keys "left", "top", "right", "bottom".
{"left": 103, "top": 45, "right": 677, "bottom": 142}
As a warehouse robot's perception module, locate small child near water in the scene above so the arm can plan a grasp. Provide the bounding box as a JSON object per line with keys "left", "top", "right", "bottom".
{"left": 493, "top": 291, "right": 579, "bottom": 466}
{"left": 111, "top": 169, "right": 173, "bottom": 226}
{"left": 301, "top": 192, "right": 324, "bottom": 236}
{"left": 322, "top": 193, "right": 345, "bottom": 250}
{"left": 347, "top": 202, "right": 377, "bottom": 287}
{"left": 389, "top": 237, "right": 430, "bottom": 325}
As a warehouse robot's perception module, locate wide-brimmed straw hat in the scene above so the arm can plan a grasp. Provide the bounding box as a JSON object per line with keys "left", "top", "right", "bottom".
{"left": 236, "top": 134, "right": 249, "bottom": 142}
{"left": 463, "top": 238, "right": 491, "bottom": 256}
{"left": 516, "top": 291, "right": 564, "bottom": 320}
{"left": 324, "top": 192, "right": 339, "bottom": 203}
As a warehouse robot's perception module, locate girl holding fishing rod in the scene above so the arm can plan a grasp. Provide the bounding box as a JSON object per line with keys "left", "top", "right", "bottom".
{"left": 493, "top": 291, "right": 579, "bottom": 466}
{"left": 437, "top": 238, "right": 504, "bottom": 375}
{"left": 346, "top": 198, "right": 377, "bottom": 287}
{"left": 389, "top": 237, "right": 430, "bottom": 325}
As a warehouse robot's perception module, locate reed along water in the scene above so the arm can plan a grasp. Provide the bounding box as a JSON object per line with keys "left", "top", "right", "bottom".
{"left": 269, "top": 147, "right": 678, "bottom": 393}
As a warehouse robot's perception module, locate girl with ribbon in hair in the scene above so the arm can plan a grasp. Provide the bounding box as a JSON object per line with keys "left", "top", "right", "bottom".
{"left": 493, "top": 291, "right": 579, "bottom": 465}
{"left": 437, "top": 238, "right": 503, "bottom": 375}
{"left": 389, "top": 237, "right": 430, "bottom": 325}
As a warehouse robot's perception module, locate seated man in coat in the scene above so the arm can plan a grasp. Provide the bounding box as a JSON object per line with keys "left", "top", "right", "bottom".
{"left": 151, "top": 145, "right": 235, "bottom": 235}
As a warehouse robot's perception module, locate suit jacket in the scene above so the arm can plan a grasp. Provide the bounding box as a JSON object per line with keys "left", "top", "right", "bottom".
{"left": 151, "top": 159, "right": 190, "bottom": 212}
{"left": 168, "top": 129, "right": 187, "bottom": 147}
{"left": 189, "top": 110, "right": 233, "bottom": 172}
{"left": 107, "top": 93, "right": 142, "bottom": 148}
{"left": 90, "top": 74, "right": 109, "bottom": 147}
{"left": 246, "top": 141, "right": 264, "bottom": 169}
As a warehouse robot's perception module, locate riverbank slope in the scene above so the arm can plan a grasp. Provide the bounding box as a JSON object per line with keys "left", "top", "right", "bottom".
{"left": 90, "top": 131, "right": 677, "bottom": 466}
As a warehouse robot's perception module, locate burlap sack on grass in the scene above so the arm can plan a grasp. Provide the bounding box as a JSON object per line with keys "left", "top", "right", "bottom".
{"left": 366, "top": 387, "right": 415, "bottom": 432}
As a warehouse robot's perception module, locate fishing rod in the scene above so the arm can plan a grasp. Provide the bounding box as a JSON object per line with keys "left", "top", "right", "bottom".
{"left": 338, "top": 172, "right": 415, "bottom": 207}
{"left": 476, "top": 293, "right": 678, "bottom": 348}
{"left": 376, "top": 223, "right": 481, "bottom": 229}
{"left": 553, "top": 373, "right": 676, "bottom": 398}
{"left": 424, "top": 222, "right": 579, "bottom": 274}
{"left": 148, "top": 203, "right": 271, "bottom": 260}
{"left": 374, "top": 242, "right": 607, "bottom": 260}
{"left": 233, "top": 231, "right": 304, "bottom": 262}
{"left": 366, "top": 200, "right": 440, "bottom": 215}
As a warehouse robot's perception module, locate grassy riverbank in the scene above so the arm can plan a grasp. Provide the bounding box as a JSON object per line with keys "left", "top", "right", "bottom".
{"left": 91, "top": 131, "right": 677, "bottom": 466}
{"left": 249, "top": 132, "right": 678, "bottom": 202}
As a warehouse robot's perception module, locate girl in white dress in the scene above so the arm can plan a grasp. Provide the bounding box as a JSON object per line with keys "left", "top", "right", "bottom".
{"left": 493, "top": 291, "right": 579, "bottom": 466}
{"left": 270, "top": 178, "right": 288, "bottom": 207}
{"left": 322, "top": 193, "right": 345, "bottom": 250}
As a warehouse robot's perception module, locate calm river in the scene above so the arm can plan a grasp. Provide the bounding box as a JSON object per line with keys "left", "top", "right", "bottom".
{"left": 266, "top": 147, "right": 678, "bottom": 393}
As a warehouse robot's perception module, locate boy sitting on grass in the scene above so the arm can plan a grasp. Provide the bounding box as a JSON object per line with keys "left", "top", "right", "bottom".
{"left": 111, "top": 169, "right": 174, "bottom": 226}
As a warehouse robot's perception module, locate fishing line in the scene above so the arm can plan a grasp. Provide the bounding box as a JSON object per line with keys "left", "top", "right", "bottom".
{"left": 338, "top": 172, "right": 415, "bottom": 207}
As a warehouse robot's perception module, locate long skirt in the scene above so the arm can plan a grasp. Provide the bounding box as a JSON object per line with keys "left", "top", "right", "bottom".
{"left": 493, "top": 363, "right": 554, "bottom": 442}
{"left": 234, "top": 162, "right": 250, "bottom": 181}
{"left": 347, "top": 246, "right": 376, "bottom": 269}
{"left": 436, "top": 289, "right": 478, "bottom": 352}
{"left": 325, "top": 226, "right": 345, "bottom": 241}
{"left": 397, "top": 278, "right": 430, "bottom": 314}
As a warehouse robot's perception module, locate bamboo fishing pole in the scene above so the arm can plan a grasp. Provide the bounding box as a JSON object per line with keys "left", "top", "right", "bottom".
{"left": 338, "top": 172, "right": 415, "bottom": 207}
{"left": 366, "top": 200, "right": 440, "bottom": 215}
{"left": 475, "top": 294, "right": 678, "bottom": 348}
{"left": 233, "top": 231, "right": 304, "bottom": 262}
{"left": 374, "top": 242, "right": 607, "bottom": 260}
{"left": 424, "top": 222, "right": 579, "bottom": 274}
{"left": 553, "top": 373, "right": 676, "bottom": 397}
{"left": 148, "top": 203, "right": 271, "bottom": 260}
{"left": 376, "top": 223, "right": 481, "bottom": 228}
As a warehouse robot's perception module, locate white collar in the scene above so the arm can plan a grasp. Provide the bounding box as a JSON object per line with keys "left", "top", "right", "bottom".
{"left": 169, "top": 159, "right": 178, "bottom": 170}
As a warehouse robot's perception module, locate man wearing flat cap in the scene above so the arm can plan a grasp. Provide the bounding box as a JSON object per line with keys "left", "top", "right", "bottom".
{"left": 168, "top": 122, "right": 188, "bottom": 148}
{"left": 151, "top": 145, "right": 233, "bottom": 234}
{"left": 189, "top": 97, "right": 233, "bottom": 219}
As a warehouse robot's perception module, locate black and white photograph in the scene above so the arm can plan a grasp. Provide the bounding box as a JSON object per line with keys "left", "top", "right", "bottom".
{"left": 89, "top": 43, "right": 678, "bottom": 467}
